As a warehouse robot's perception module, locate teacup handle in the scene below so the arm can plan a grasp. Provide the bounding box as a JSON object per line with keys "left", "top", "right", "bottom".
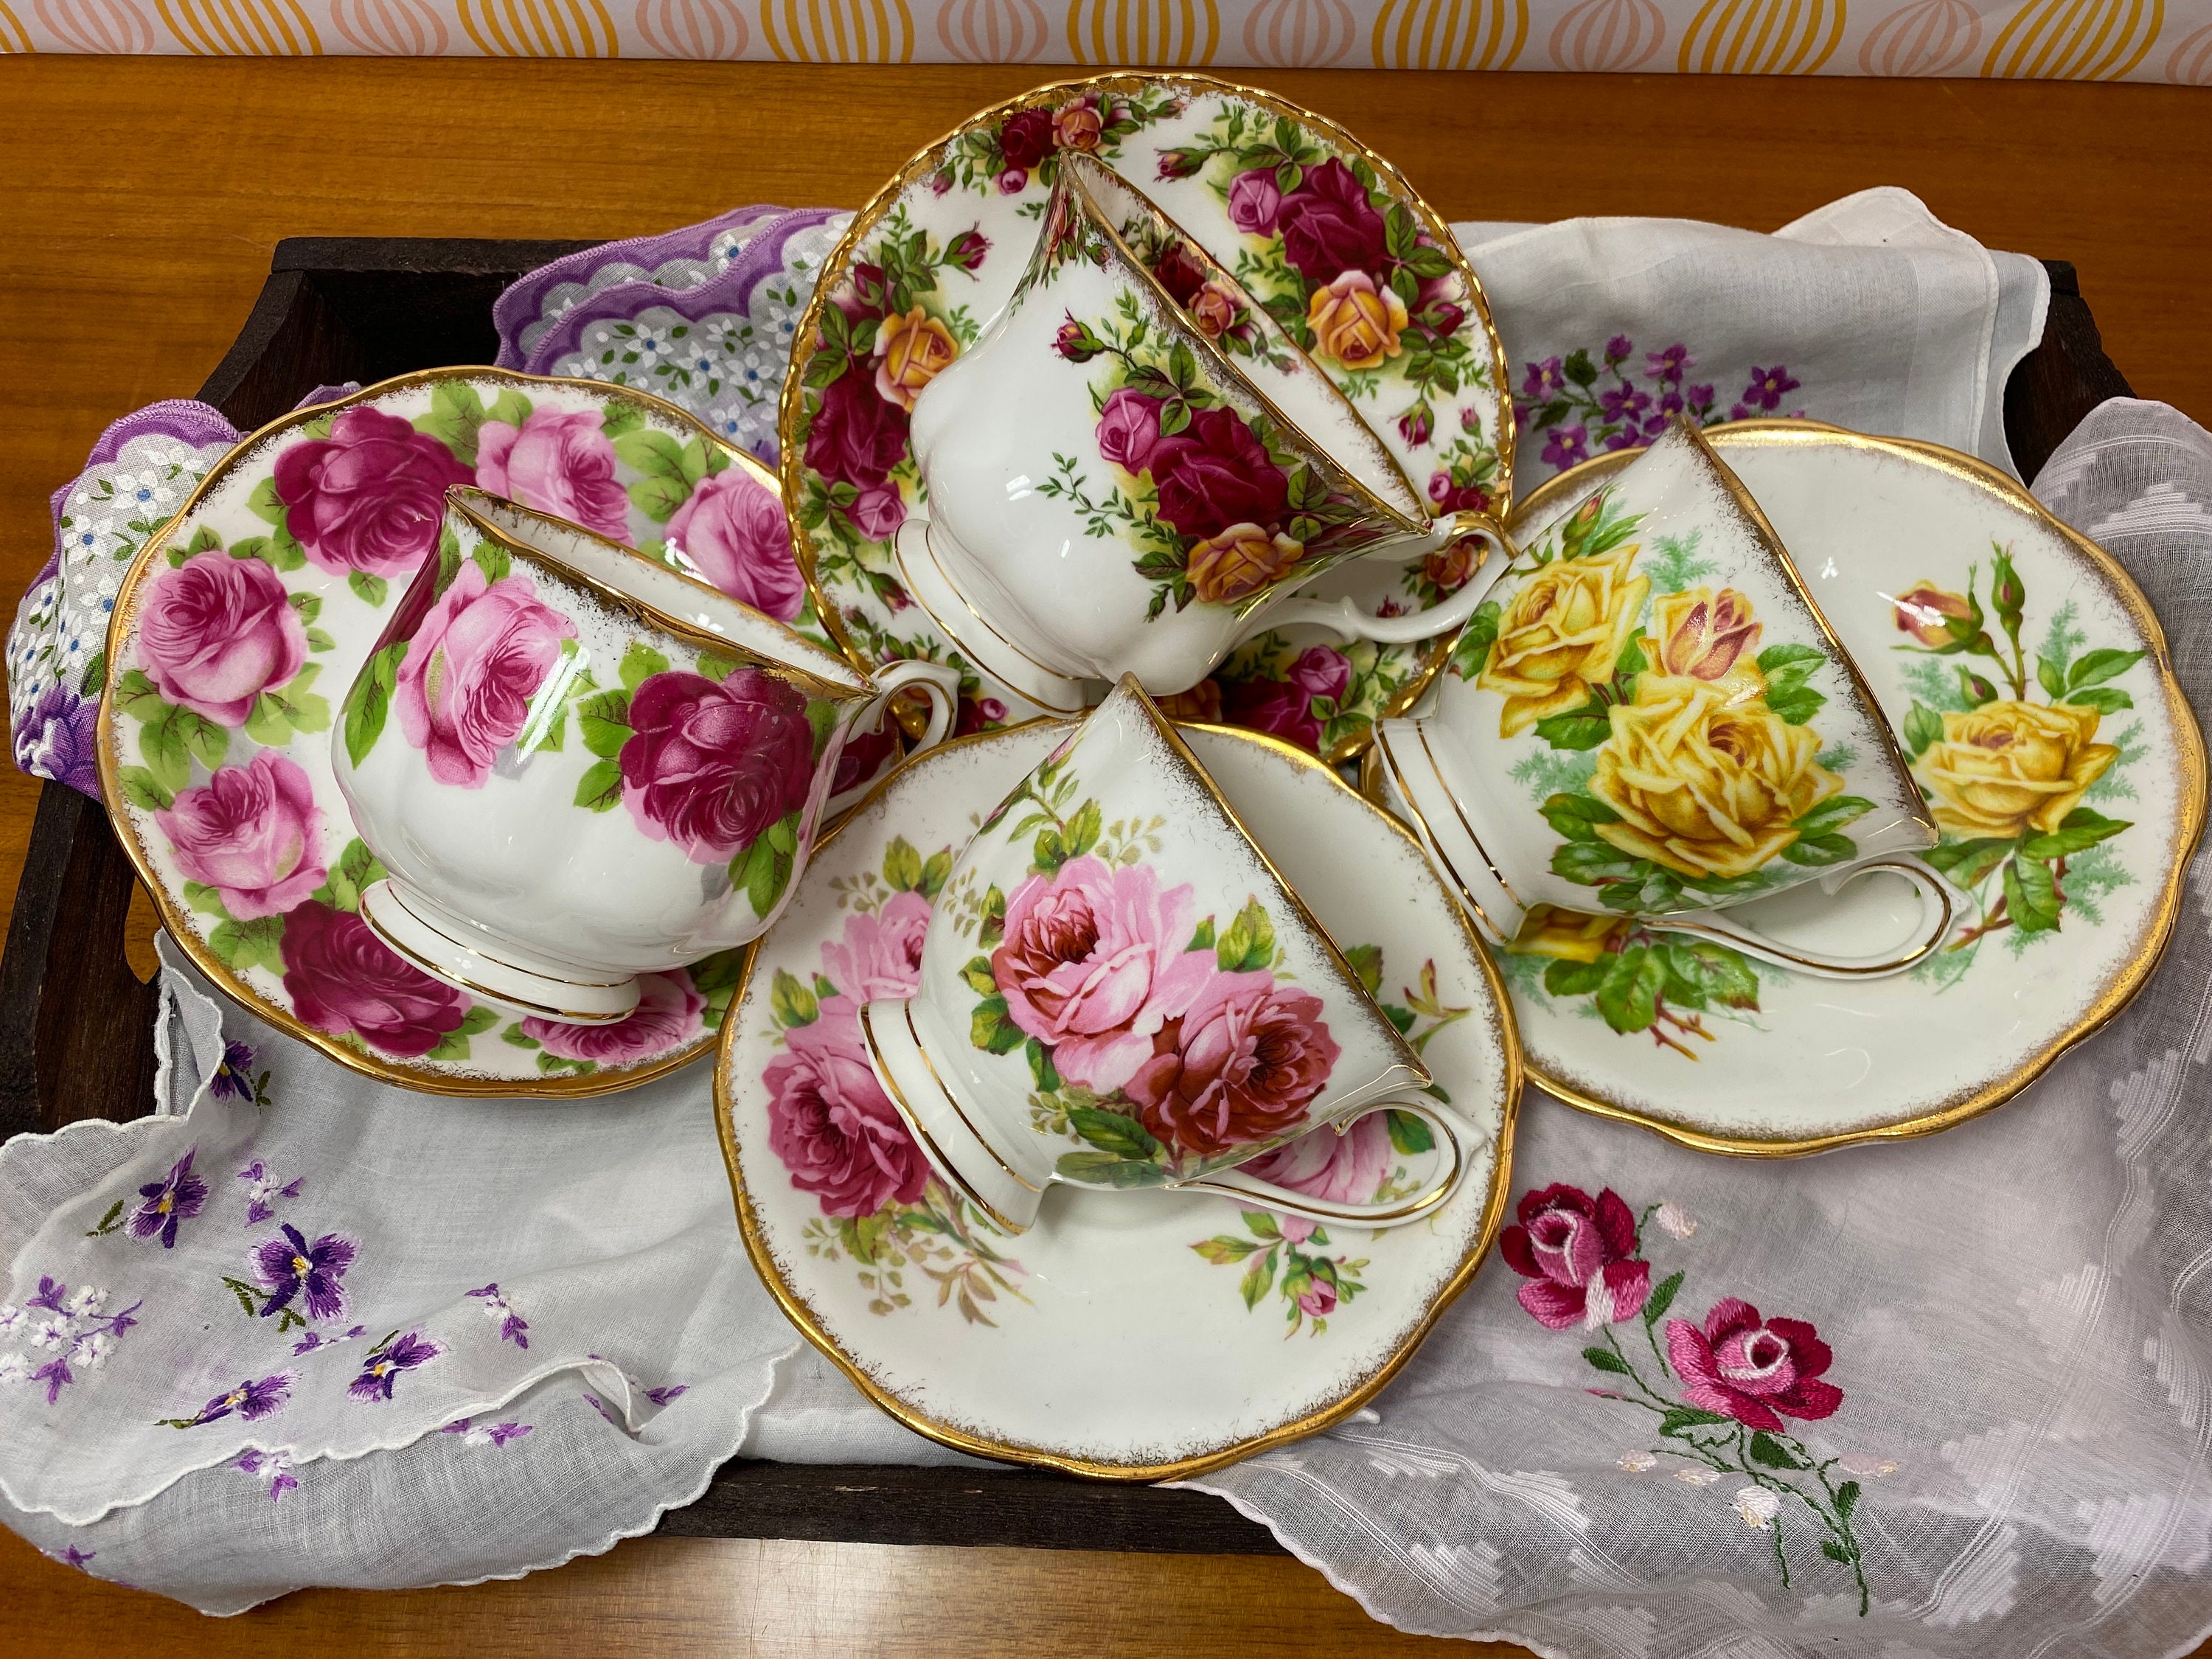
{"left": 1652, "top": 858, "right": 1977, "bottom": 979}
{"left": 1236, "top": 509, "right": 1517, "bottom": 647}
{"left": 867, "top": 657, "right": 960, "bottom": 754}
{"left": 1168, "top": 1101, "right": 1481, "bottom": 1231}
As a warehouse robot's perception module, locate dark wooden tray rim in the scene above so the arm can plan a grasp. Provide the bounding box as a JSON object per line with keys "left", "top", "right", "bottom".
{"left": 0, "top": 235, "right": 2132, "bottom": 1555}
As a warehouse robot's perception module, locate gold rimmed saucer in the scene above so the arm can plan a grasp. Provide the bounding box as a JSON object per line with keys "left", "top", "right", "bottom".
{"left": 778, "top": 72, "right": 1513, "bottom": 765}
{"left": 714, "top": 717, "right": 1518, "bottom": 1478}
{"left": 1383, "top": 419, "right": 2205, "bottom": 1155}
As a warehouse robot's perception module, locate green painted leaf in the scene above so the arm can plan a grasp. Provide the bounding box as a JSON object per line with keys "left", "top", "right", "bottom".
{"left": 1385, "top": 1109, "right": 1435, "bottom": 1155}
{"left": 1924, "top": 835, "right": 2017, "bottom": 887}
{"left": 1551, "top": 840, "right": 1643, "bottom": 888}
{"left": 918, "top": 849, "right": 953, "bottom": 900}
{"left": 1242, "top": 1209, "right": 1282, "bottom": 1240}
{"left": 349, "top": 571, "right": 389, "bottom": 608}
{"left": 1903, "top": 700, "right": 1946, "bottom": 757}
{"left": 961, "top": 956, "right": 998, "bottom": 996}
{"left": 619, "top": 641, "right": 669, "bottom": 692}
{"left": 1531, "top": 703, "right": 1613, "bottom": 751}
{"left": 2021, "top": 807, "right": 2132, "bottom": 860}
{"left": 209, "top": 914, "right": 286, "bottom": 975}
{"left": 472, "top": 540, "right": 512, "bottom": 586}
{"left": 741, "top": 832, "right": 793, "bottom": 918}
{"left": 1187, "top": 917, "right": 1217, "bottom": 954}
{"left": 414, "top": 379, "right": 488, "bottom": 465}
{"left": 310, "top": 837, "right": 387, "bottom": 914}
{"left": 484, "top": 388, "right": 533, "bottom": 429}
{"left": 1217, "top": 896, "right": 1276, "bottom": 973}
{"left": 1764, "top": 682, "right": 1826, "bottom": 726}
{"left": 2005, "top": 854, "right": 2062, "bottom": 933}
{"left": 1595, "top": 945, "right": 1664, "bottom": 1035}
{"left": 246, "top": 475, "right": 288, "bottom": 527}
{"left": 501, "top": 1024, "right": 543, "bottom": 1051}
{"left": 1065, "top": 799, "right": 1102, "bottom": 859}
{"left": 600, "top": 400, "right": 647, "bottom": 439}
{"left": 1343, "top": 942, "right": 1382, "bottom": 995}
{"left": 1067, "top": 1106, "right": 1163, "bottom": 1161}
{"left": 341, "top": 641, "right": 406, "bottom": 769}
{"left": 2037, "top": 655, "right": 2067, "bottom": 700}
{"left": 2066, "top": 647, "right": 2143, "bottom": 689}
{"left": 1755, "top": 642, "right": 1826, "bottom": 689}
{"left": 1239, "top": 1246, "right": 1278, "bottom": 1308}
{"left": 116, "top": 766, "right": 173, "bottom": 812}
{"left": 1055, "top": 1150, "right": 1170, "bottom": 1189}
{"left": 1192, "top": 1236, "right": 1260, "bottom": 1264}
{"left": 1793, "top": 795, "right": 1874, "bottom": 836}
{"left": 883, "top": 836, "right": 924, "bottom": 891}
{"left": 2062, "top": 685, "right": 2133, "bottom": 715}
{"left": 1658, "top": 942, "right": 1759, "bottom": 1012}
{"left": 573, "top": 758, "right": 624, "bottom": 813}
{"left": 771, "top": 968, "right": 819, "bottom": 1029}
{"left": 1543, "top": 956, "right": 1610, "bottom": 998}
{"left": 1025, "top": 1037, "right": 1060, "bottom": 1093}
{"left": 1541, "top": 791, "right": 1620, "bottom": 841}
{"left": 577, "top": 689, "right": 635, "bottom": 758}
{"left": 1781, "top": 831, "right": 1857, "bottom": 867}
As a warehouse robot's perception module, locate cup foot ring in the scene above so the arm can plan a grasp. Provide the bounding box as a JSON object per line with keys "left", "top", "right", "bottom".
{"left": 358, "top": 880, "right": 641, "bottom": 1026}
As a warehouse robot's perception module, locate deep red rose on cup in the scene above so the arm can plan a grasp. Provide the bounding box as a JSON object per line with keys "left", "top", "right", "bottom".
{"left": 274, "top": 406, "right": 473, "bottom": 580}
{"left": 1271, "top": 157, "right": 1388, "bottom": 286}
{"left": 618, "top": 668, "right": 818, "bottom": 866}
{"left": 137, "top": 550, "right": 308, "bottom": 725}
{"left": 1148, "top": 406, "right": 1289, "bottom": 543}
{"left": 1127, "top": 970, "right": 1340, "bottom": 1159}
{"left": 997, "top": 107, "right": 1057, "bottom": 172}
{"left": 1499, "top": 1183, "right": 1654, "bottom": 1329}
{"left": 764, "top": 996, "right": 931, "bottom": 1218}
{"left": 805, "top": 367, "right": 909, "bottom": 495}
{"left": 281, "top": 900, "right": 470, "bottom": 1058}
{"left": 1666, "top": 1298, "right": 1843, "bottom": 1430}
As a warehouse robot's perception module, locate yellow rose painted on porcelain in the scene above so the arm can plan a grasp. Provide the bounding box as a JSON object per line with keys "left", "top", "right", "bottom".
{"left": 1916, "top": 700, "right": 2118, "bottom": 839}
{"left": 1507, "top": 904, "right": 1632, "bottom": 964}
{"left": 873, "top": 306, "right": 959, "bottom": 414}
{"left": 1476, "top": 543, "right": 1650, "bottom": 737}
{"left": 1589, "top": 674, "right": 1843, "bottom": 881}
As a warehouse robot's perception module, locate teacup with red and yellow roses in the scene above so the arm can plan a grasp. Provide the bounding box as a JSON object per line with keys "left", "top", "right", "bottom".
{"left": 333, "top": 487, "right": 958, "bottom": 1026}
{"left": 1374, "top": 418, "right": 1969, "bottom": 979}
{"left": 894, "top": 150, "right": 1516, "bottom": 713}
{"left": 855, "top": 674, "right": 1485, "bottom": 1234}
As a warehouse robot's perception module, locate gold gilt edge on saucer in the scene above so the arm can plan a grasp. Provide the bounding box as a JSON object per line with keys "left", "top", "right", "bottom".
{"left": 776, "top": 72, "right": 1512, "bottom": 764}
{"left": 712, "top": 717, "right": 1521, "bottom": 1481}
{"left": 1464, "top": 418, "right": 2207, "bottom": 1158}
{"left": 97, "top": 366, "right": 768, "bottom": 1099}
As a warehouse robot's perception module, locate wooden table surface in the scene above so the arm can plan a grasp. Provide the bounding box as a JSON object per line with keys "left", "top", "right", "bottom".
{"left": 1, "top": 52, "right": 2208, "bottom": 1658}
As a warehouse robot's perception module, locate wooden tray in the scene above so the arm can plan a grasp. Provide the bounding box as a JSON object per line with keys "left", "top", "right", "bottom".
{"left": 0, "top": 236, "right": 2133, "bottom": 1554}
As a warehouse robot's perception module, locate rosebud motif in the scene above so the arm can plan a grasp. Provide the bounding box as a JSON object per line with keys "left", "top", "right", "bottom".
{"left": 1991, "top": 549, "right": 2026, "bottom": 625}
{"left": 1652, "top": 587, "right": 1761, "bottom": 682}
{"left": 1054, "top": 316, "right": 1102, "bottom": 362}
{"left": 1891, "top": 581, "right": 1975, "bottom": 649}
{"left": 1155, "top": 147, "right": 1208, "bottom": 181}
{"left": 1398, "top": 404, "right": 1433, "bottom": 448}
{"left": 944, "top": 229, "right": 990, "bottom": 273}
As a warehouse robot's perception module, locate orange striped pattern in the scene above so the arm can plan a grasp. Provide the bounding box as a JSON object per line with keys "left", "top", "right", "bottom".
{"left": 1547, "top": 0, "right": 1665, "bottom": 67}
{"left": 2165, "top": 15, "right": 2212, "bottom": 77}
{"left": 1243, "top": 0, "right": 1358, "bottom": 63}
{"left": 1063, "top": 0, "right": 1215, "bottom": 63}
{"left": 156, "top": 0, "right": 319, "bottom": 50}
{"left": 1371, "top": 0, "right": 1523, "bottom": 66}
{"left": 933, "top": 0, "right": 1048, "bottom": 58}
{"left": 330, "top": 0, "right": 450, "bottom": 49}
{"left": 457, "top": 0, "right": 619, "bottom": 52}
{"left": 0, "top": 0, "right": 32, "bottom": 46}
{"left": 636, "top": 0, "right": 748, "bottom": 52}
{"left": 1857, "top": 0, "right": 1975, "bottom": 71}
{"left": 1677, "top": 0, "right": 1841, "bottom": 72}
{"left": 1982, "top": 0, "right": 2161, "bottom": 78}
{"left": 759, "top": 0, "right": 912, "bottom": 58}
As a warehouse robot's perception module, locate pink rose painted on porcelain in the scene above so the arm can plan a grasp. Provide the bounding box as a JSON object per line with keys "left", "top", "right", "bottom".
{"left": 1226, "top": 168, "right": 1281, "bottom": 236}
{"left": 664, "top": 467, "right": 808, "bottom": 622}
{"left": 822, "top": 890, "right": 931, "bottom": 1006}
{"left": 475, "top": 410, "right": 630, "bottom": 540}
{"left": 156, "top": 751, "right": 326, "bottom": 920}
{"left": 619, "top": 669, "right": 818, "bottom": 865}
{"left": 990, "top": 855, "right": 1215, "bottom": 1093}
{"left": 1127, "top": 970, "right": 1339, "bottom": 1159}
{"left": 1666, "top": 1299, "right": 1843, "bottom": 1430}
{"left": 764, "top": 996, "right": 931, "bottom": 1218}
{"left": 1499, "top": 1183, "right": 1652, "bottom": 1329}
{"left": 137, "top": 552, "right": 307, "bottom": 725}
{"left": 280, "top": 900, "right": 469, "bottom": 1059}
{"left": 1236, "top": 1109, "right": 1391, "bottom": 1243}
{"left": 394, "top": 563, "right": 575, "bottom": 788}
{"left": 522, "top": 971, "right": 703, "bottom": 1064}
{"left": 273, "top": 406, "right": 473, "bottom": 580}
{"left": 1095, "top": 389, "right": 1164, "bottom": 475}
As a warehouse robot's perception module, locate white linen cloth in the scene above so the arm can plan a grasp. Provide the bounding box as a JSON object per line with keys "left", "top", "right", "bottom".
{"left": 7, "top": 200, "right": 2198, "bottom": 1656}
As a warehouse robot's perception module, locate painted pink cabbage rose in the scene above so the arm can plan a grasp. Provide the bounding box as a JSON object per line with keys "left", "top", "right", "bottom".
{"left": 475, "top": 410, "right": 629, "bottom": 540}
{"left": 823, "top": 889, "right": 931, "bottom": 1005}
{"left": 137, "top": 551, "right": 307, "bottom": 724}
{"left": 1666, "top": 1298, "right": 1843, "bottom": 1430}
{"left": 274, "top": 406, "right": 473, "bottom": 579}
{"left": 1237, "top": 1109, "right": 1391, "bottom": 1243}
{"left": 156, "top": 751, "right": 325, "bottom": 920}
{"left": 990, "top": 855, "right": 1214, "bottom": 1093}
{"left": 1221, "top": 646, "right": 1353, "bottom": 754}
{"left": 666, "top": 467, "right": 809, "bottom": 622}
{"left": 619, "top": 669, "right": 818, "bottom": 865}
{"left": 1128, "top": 970, "right": 1340, "bottom": 1158}
{"left": 1499, "top": 1183, "right": 1652, "bottom": 1329}
{"left": 765, "top": 995, "right": 930, "bottom": 1218}
{"left": 394, "top": 563, "right": 576, "bottom": 788}
{"left": 522, "top": 971, "right": 704, "bottom": 1065}
{"left": 282, "top": 900, "right": 469, "bottom": 1059}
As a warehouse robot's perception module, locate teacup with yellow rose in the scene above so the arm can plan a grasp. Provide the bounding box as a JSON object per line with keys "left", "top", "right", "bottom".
{"left": 1374, "top": 419, "right": 1974, "bottom": 979}
{"left": 895, "top": 150, "right": 1516, "bottom": 712}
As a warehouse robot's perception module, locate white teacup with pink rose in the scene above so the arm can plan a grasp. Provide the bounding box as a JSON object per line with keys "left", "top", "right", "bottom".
{"left": 331, "top": 487, "right": 958, "bottom": 1026}
{"left": 855, "top": 675, "right": 1484, "bottom": 1234}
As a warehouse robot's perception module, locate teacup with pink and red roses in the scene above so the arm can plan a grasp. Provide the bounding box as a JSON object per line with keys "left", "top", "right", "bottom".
{"left": 332, "top": 488, "right": 958, "bottom": 1027}
{"left": 854, "top": 675, "right": 1484, "bottom": 1234}
{"left": 894, "top": 150, "right": 1517, "bottom": 712}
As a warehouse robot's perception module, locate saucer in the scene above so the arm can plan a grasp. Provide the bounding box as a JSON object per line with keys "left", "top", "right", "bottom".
{"left": 97, "top": 368, "right": 823, "bottom": 1096}
{"left": 714, "top": 720, "right": 1518, "bottom": 1476}
{"left": 1391, "top": 420, "right": 2205, "bottom": 1153}
{"left": 778, "top": 72, "right": 1512, "bottom": 757}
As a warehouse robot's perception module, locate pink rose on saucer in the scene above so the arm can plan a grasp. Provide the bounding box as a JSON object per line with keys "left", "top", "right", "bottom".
{"left": 156, "top": 751, "right": 325, "bottom": 920}
{"left": 822, "top": 889, "right": 931, "bottom": 1006}
{"left": 1226, "top": 168, "right": 1281, "bottom": 236}
{"left": 281, "top": 900, "right": 469, "bottom": 1059}
{"left": 619, "top": 669, "right": 817, "bottom": 865}
{"left": 394, "top": 563, "right": 576, "bottom": 788}
{"left": 475, "top": 408, "right": 630, "bottom": 541}
{"left": 274, "top": 406, "right": 473, "bottom": 580}
{"left": 990, "top": 856, "right": 1214, "bottom": 1093}
{"left": 1095, "top": 389, "right": 1164, "bottom": 475}
{"left": 137, "top": 551, "right": 307, "bottom": 725}
{"left": 764, "top": 995, "right": 930, "bottom": 1218}
{"left": 1236, "top": 1108, "right": 1391, "bottom": 1243}
{"left": 522, "top": 971, "right": 704, "bottom": 1065}
{"left": 664, "top": 467, "right": 807, "bottom": 622}
{"left": 1127, "top": 971, "right": 1339, "bottom": 1158}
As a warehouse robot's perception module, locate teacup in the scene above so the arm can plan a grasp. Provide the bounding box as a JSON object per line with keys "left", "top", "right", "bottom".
{"left": 856, "top": 675, "right": 1484, "bottom": 1234}
{"left": 897, "top": 150, "right": 1515, "bottom": 710}
{"left": 1374, "top": 418, "right": 1969, "bottom": 978}
{"left": 333, "top": 487, "right": 958, "bottom": 1026}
